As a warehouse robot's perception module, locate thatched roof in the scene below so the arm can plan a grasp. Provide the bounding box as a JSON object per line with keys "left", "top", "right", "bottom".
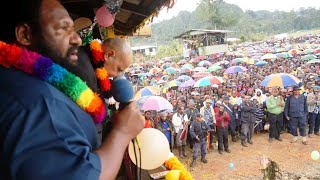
{"left": 61, "top": 0, "right": 172, "bottom": 36}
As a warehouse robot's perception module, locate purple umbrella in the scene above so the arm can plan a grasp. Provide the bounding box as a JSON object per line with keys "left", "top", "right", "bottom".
{"left": 179, "top": 79, "right": 196, "bottom": 88}
{"left": 137, "top": 96, "right": 173, "bottom": 111}
{"left": 224, "top": 66, "right": 248, "bottom": 74}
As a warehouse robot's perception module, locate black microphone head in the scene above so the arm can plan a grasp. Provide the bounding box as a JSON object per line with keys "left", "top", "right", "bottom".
{"left": 111, "top": 78, "right": 134, "bottom": 103}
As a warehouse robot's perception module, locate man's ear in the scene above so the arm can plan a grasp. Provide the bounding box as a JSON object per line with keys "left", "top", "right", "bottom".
{"left": 104, "top": 50, "right": 116, "bottom": 60}
{"left": 15, "top": 23, "right": 32, "bottom": 46}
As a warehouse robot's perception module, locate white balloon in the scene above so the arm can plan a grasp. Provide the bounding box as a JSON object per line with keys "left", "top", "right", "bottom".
{"left": 128, "top": 128, "right": 170, "bottom": 170}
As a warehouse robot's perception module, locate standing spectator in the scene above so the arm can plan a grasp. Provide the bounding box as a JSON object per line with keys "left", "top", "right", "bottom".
{"left": 266, "top": 87, "right": 284, "bottom": 143}
{"left": 240, "top": 95, "right": 256, "bottom": 147}
{"left": 186, "top": 100, "right": 199, "bottom": 149}
{"left": 232, "top": 104, "right": 241, "bottom": 138}
{"left": 144, "top": 110, "right": 155, "bottom": 128}
{"left": 222, "top": 96, "right": 237, "bottom": 142}
{"left": 215, "top": 106, "right": 231, "bottom": 154}
{"left": 253, "top": 98, "right": 265, "bottom": 134}
{"left": 189, "top": 113, "right": 210, "bottom": 167}
{"left": 200, "top": 99, "right": 216, "bottom": 149}
{"left": 156, "top": 112, "right": 174, "bottom": 151}
{"left": 284, "top": 86, "right": 309, "bottom": 145}
{"left": 172, "top": 106, "right": 189, "bottom": 158}
{"left": 307, "top": 86, "right": 320, "bottom": 137}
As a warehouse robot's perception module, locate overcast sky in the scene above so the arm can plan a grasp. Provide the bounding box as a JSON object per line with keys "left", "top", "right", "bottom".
{"left": 153, "top": 0, "right": 320, "bottom": 22}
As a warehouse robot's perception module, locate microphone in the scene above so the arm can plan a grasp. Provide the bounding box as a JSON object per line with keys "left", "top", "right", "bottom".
{"left": 111, "top": 75, "right": 134, "bottom": 110}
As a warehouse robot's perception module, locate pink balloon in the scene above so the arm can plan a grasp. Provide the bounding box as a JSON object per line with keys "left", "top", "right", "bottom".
{"left": 96, "top": 5, "right": 115, "bottom": 27}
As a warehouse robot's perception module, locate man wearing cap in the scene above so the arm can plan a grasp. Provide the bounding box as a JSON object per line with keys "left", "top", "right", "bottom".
{"left": 189, "top": 113, "right": 211, "bottom": 167}
{"left": 215, "top": 106, "right": 231, "bottom": 154}
{"left": 284, "top": 86, "right": 309, "bottom": 145}
{"left": 200, "top": 99, "right": 216, "bottom": 149}
{"left": 307, "top": 86, "right": 320, "bottom": 137}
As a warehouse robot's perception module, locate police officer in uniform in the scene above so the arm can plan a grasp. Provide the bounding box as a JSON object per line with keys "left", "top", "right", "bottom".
{"left": 189, "top": 113, "right": 211, "bottom": 167}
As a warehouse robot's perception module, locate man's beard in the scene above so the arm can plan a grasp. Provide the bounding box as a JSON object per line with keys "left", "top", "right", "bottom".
{"left": 33, "top": 35, "right": 79, "bottom": 69}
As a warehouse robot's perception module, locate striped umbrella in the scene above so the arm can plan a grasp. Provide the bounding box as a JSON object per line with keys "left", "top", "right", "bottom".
{"left": 134, "top": 86, "right": 161, "bottom": 100}
{"left": 224, "top": 66, "right": 248, "bottom": 74}
{"left": 194, "top": 76, "right": 223, "bottom": 87}
{"left": 260, "top": 73, "right": 300, "bottom": 88}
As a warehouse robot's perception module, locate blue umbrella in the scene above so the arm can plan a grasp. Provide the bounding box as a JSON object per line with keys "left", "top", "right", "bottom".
{"left": 255, "top": 61, "right": 268, "bottom": 66}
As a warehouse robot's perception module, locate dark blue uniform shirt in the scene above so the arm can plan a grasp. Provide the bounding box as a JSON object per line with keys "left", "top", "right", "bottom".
{"left": 0, "top": 67, "right": 101, "bottom": 180}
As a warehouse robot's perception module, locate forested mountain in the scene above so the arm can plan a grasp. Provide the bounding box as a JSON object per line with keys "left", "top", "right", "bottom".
{"left": 130, "top": 0, "right": 320, "bottom": 46}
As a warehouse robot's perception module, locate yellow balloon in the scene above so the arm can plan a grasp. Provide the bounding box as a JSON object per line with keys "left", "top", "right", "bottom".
{"left": 128, "top": 128, "right": 170, "bottom": 170}
{"left": 165, "top": 170, "right": 181, "bottom": 180}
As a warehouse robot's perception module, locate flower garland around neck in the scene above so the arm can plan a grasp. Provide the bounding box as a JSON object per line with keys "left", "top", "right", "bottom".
{"left": 89, "top": 39, "right": 111, "bottom": 92}
{"left": 0, "top": 41, "right": 106, "bottom": 124}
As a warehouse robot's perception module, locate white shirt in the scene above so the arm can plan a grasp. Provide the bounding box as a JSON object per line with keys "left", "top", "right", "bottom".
{"left": 172, "top": 113, "right": 189, "bottom": 133}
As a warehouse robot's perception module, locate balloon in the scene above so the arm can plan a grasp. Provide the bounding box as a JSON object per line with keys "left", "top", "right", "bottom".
{"left": 128, "top": 128, "right": 170, "bottom": 170}
{"left": 74, "top": 17, "right": 92, "bottom": 32}
{"left": 229, "top": 163, "right": 235, "bottom": 169}
{"left": 96, "top": 5, "right": 115, "bottom": 27}
{"left": 165, "top": 170, "right": 180, "bottom": 180}
{"left": 167, "top": 152, "right": 174, "bottom": 160}
{"left": 311, "top": 150, "right": 320, "bottom": 161}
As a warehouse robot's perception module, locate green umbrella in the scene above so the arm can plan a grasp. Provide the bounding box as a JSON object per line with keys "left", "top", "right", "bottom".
{"left": 302, "top": 54, "right": 317, "bottom": 61}
{"left": 181, "top": 63, "right": 194, "bottom": 70}
{"left": 307, "top": 59, "right": 320, "bottom": 64}
{"left": 207, "top": 65, "right": 222, "bottom": 72}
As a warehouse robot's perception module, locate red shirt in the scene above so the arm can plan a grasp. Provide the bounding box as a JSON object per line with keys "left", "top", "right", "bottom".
{"left": 215, "top": 112, "right": 231, "bottom": 128}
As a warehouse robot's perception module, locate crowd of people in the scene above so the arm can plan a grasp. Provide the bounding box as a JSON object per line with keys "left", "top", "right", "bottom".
{"left": 126, "top": 34, "right": 320, "bottom": 167}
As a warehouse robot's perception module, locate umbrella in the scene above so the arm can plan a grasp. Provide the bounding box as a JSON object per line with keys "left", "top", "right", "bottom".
{"left": 276, "top": 52, "right": 293, "bottom": 59}
{"left": 255, "top": 61, "right": 268, "bottom": 66}
{"left": 134, "top": 86, "right": 161, "bottom": 100}
{"left": 207, "top": 65, "right": 222, "bottom": 72}
{"left": 192, "top": 67, "right": 207, "bottom": 72}
{"left": 177, "top": 75, "right": 193, "bottom": 82}
{"left": 302, "top": 54, "right": 317, "bottom": 61}
{"left": 261, "top": 54, "right": 277, "bottom": 60}
{"left": 161, "top": 75, "right": 169, "bottom": 81}
{"left": 224, "top": 66, "right": 248, "bottom": 74}
{"left": 304, "top": 49, "right": 314, "bottom": 54}
{"left": 181, "top": 63, "right": 194, "bottom": 70}
{"left": 137, "top": 96, "right": 173, "bottom": 111}
{"left": 165, "top": 67, "right": 177, "bottom": 75}
{"left": 246, "top": 58, "right": 259, "bottom": 65}
{"left": 156, "top": 80, "right": 166, "bottom": 85}
{"left": 179, "top": 79, "right": 196, "bottom": 88}
{"left": 198, "top": 60, "right": 212, "bottom": 67}
{"left": 314, "top": 48, "right": 320, "bottom": 54}
{"left": 164, "top": 80, "right": 182, "bottom": 89}
{"left": 192, "top": 72, "right": 213, "bottom": 78}
{"left": 194, "top": 76, "right": 223, "bottom": 87}
{"left": 149, "top": 67, "right": 162, "bottom": 74}
{"left": 179, "top": 68, "right": 191, "bottom": 74}
{"left": 307, "top": 59, "right": 320, "bottom": 64}
{"left": 288, "top": 49, "right": 301, "bottom": 55}
{"left": 232, "top": 58, "right": 244, "bottom": 64}
{"left": 260, "top": 73, "right": 300, "bottom": 88}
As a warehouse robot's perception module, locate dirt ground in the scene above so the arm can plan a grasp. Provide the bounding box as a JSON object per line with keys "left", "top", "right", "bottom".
{"left": 173, "top": 132, "right": 320, "bottom": 180}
